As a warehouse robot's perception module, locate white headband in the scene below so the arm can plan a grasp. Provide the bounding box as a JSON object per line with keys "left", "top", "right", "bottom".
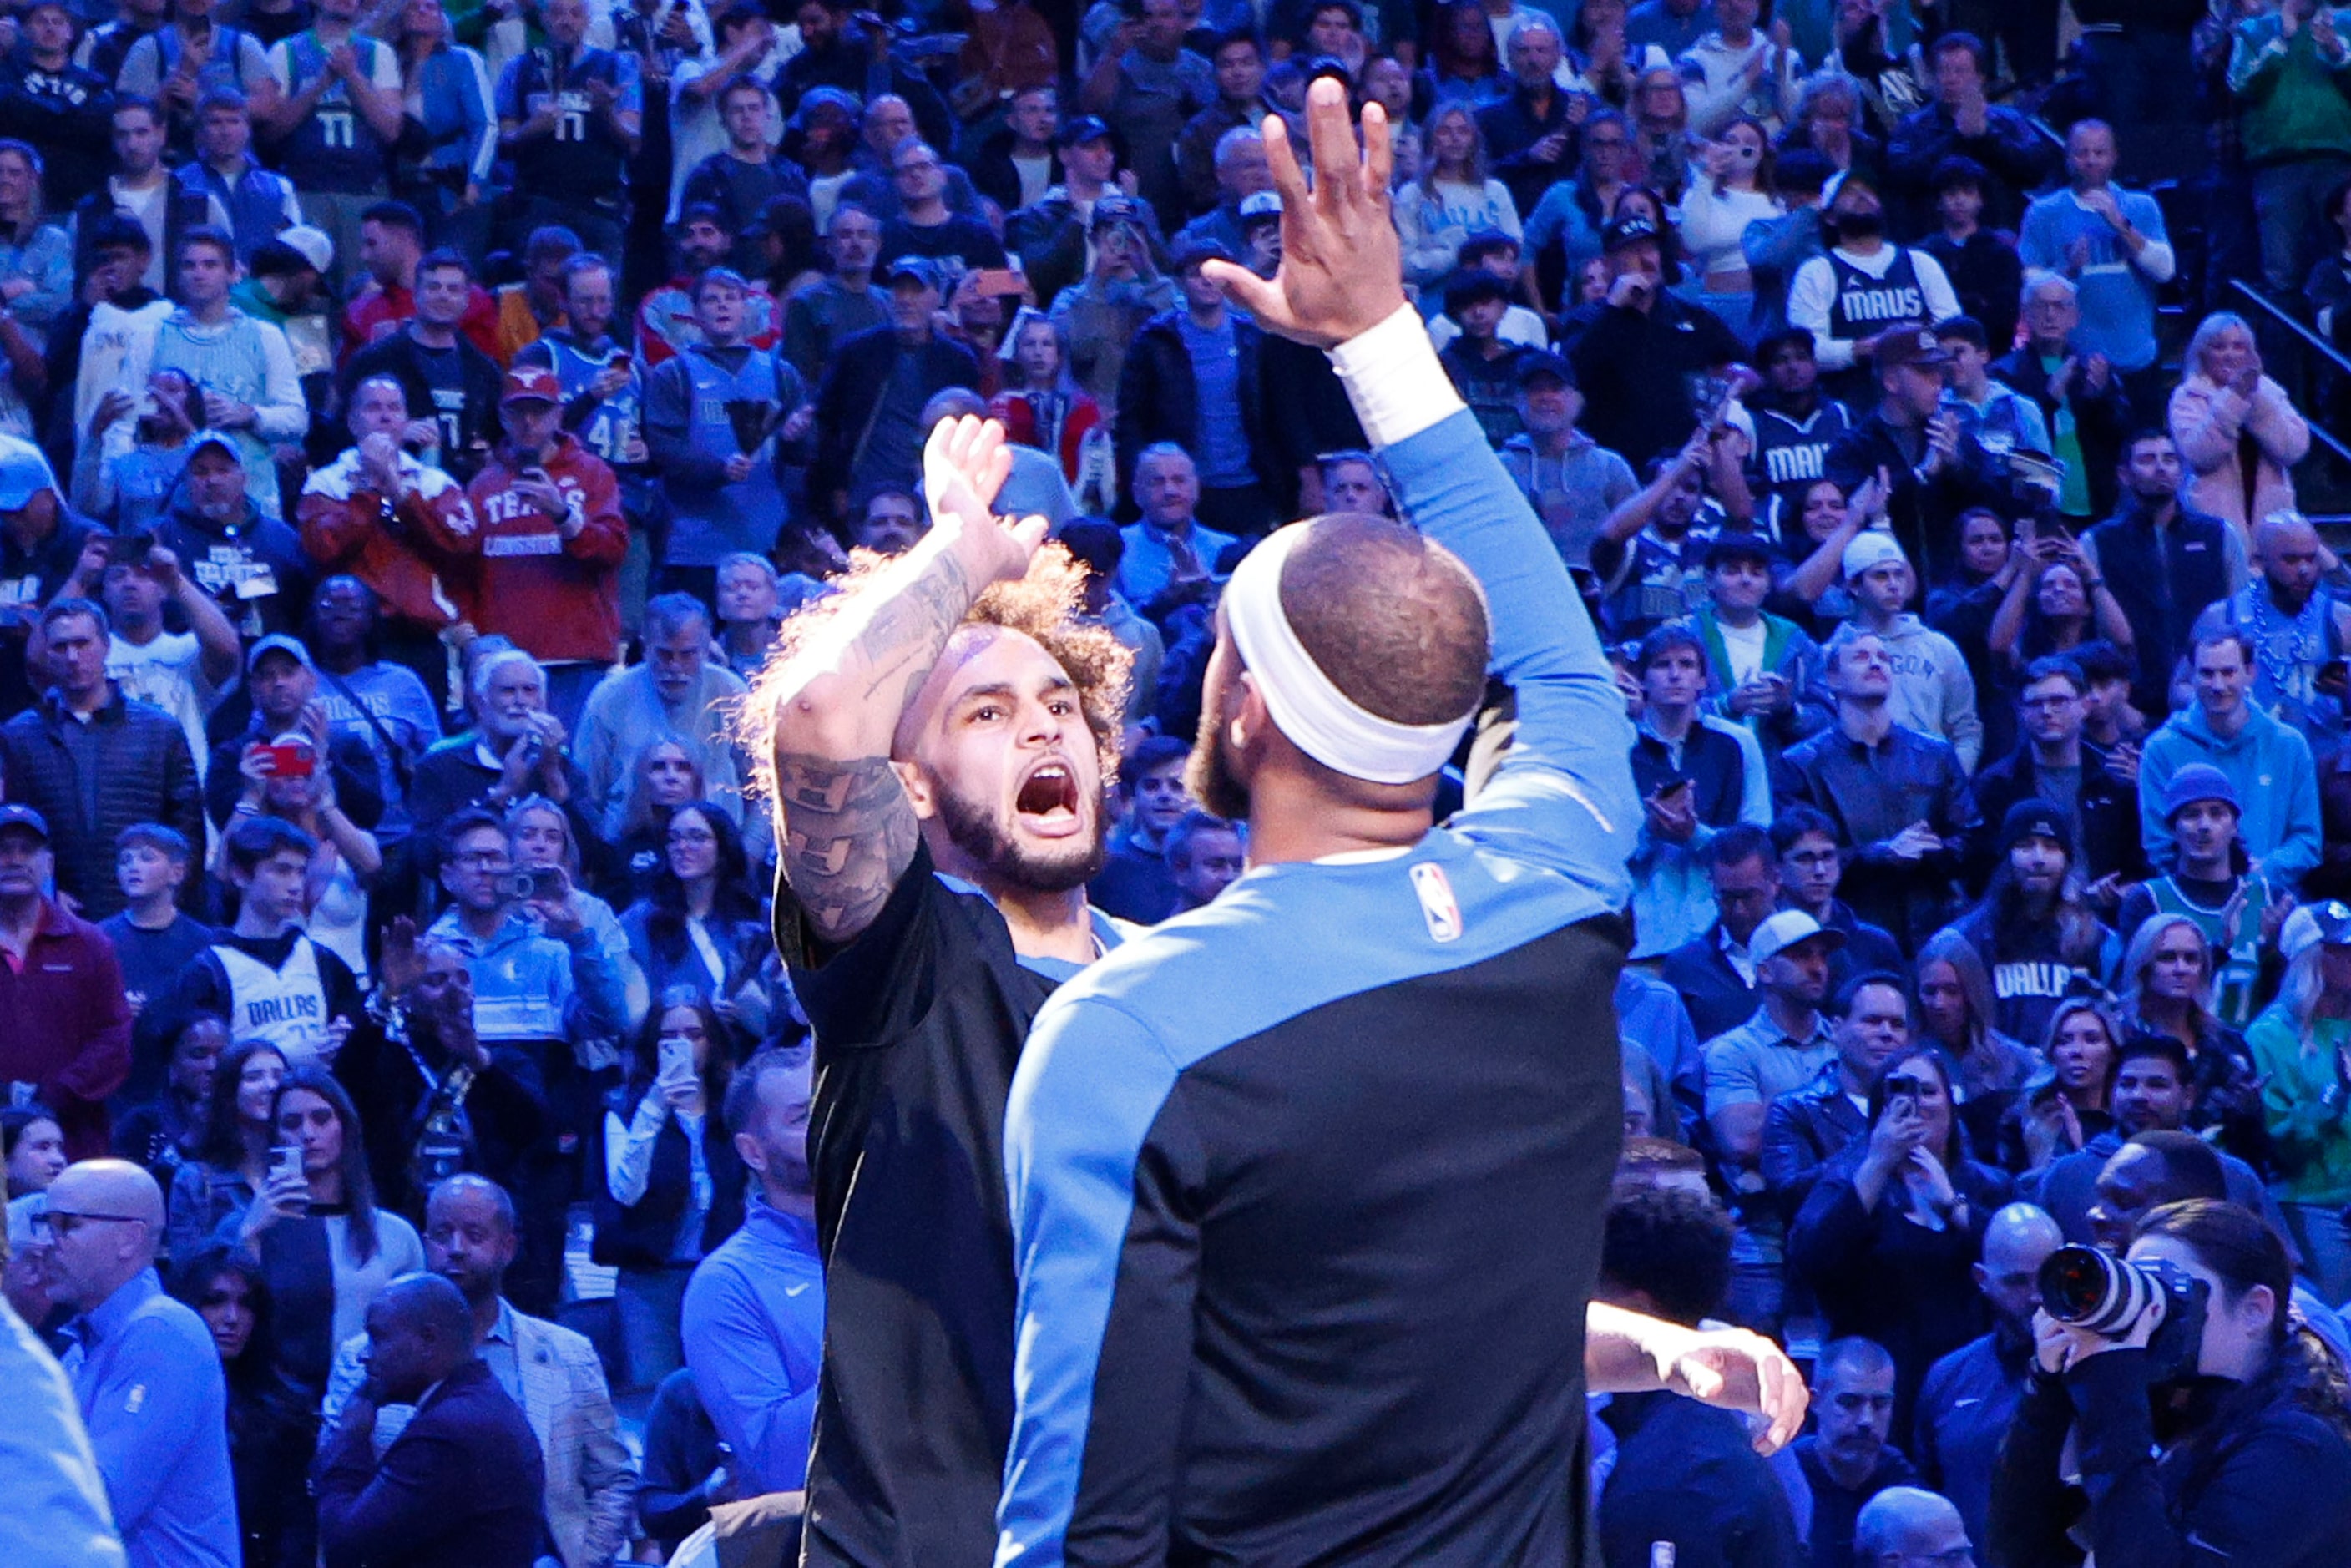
{"left": 1222, "top": 523, "right": 1474, "bottom": 786}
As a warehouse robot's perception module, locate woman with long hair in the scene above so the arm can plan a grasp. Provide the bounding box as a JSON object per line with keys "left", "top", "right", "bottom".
{"left": 2003, "top": 996, "right": 2123, "bottom": 1177}
{"left": 1631, "top": 67, "right": 1692, "bottom": 199}
{"left": 1769, "top": 477, "right": 1869, "bottom": 639}
{"left": 1991, "top": 1200, "right": 2351, "bottom": 1566}
{"left": 173, "top": 1247, "right": 320, "bottom": 1566}
{"left": 508, "top": 792, "right": 650, "bottom": 1034}
{"left": 389, "top": 0, "right": 496, "bottom": 257}
{"left": 609, "top": 736, "right": 710, "bottom": 898}
{"left": 0, "top": 139, "right": 70, "bottom": 440}
{"left": 989, "top": 308, "right": 1106, "bottom": 486}
{"left": 1396, "top": 103, "right": 1523, "bottom": 289}
{"left": 1914, "top": 932, "right": 2040, "bottom": 1156}
{"left": 620, "top": 802, "right": 774, "bottom": 1037}
{"left": 2118, "top": 913, "right": 2269, "bottom": 1168}
{"left": 1524, "top": 107, "right": 1636, "bottom": 301}
{"left": 2245, "top": 908, "right": 2351, "bottom": 1304}
{"left": 1988, "top": 533, "right": 2136, "bottom": 672}
{"left": 1789, "top": 1046, "right": 2015, "bottom": 1435}
{"left": 1566, "top": 0, "right": 1636, "bottom": 107}
{"left": 167, "top": 1039, "right": 287, "bottom": 1270}
{"left": 1676, "top": 114, "right": 1781, "bottom": 336}
{"left": 235, "top": 1068, "right": 423, "bottom": 1396}
{"left": 595, "top": 995, "right": 747, "bottom": 1391}
{"left": 2171, "top": 311, "right": 2312, "bottom": 542}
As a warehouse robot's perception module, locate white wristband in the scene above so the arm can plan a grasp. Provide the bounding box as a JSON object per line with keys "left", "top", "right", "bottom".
{"left": 1326, "top": 303, "right": 1468, "bottom": 450}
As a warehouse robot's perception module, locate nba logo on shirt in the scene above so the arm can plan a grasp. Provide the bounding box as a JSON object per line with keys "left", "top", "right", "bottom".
{"left": 1410, "top": 862, "right": 1463, "bottom": 943}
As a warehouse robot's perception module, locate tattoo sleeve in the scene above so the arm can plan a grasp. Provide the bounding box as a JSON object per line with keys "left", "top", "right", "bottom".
{"left": 775, "top": 751, "right": 920, "bottom": 944}
{"left": 768, "top": 539, "right": 978, "bottom": 944}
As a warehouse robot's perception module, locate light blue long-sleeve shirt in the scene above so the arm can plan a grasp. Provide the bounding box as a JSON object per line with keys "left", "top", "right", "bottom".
{"left": 995, "top": 397, "right": 1640, "bottom": 1565}
{"left": 0, "top": 1294, "right": 124, "bottom": 1568}
{"left": 2139, "top": 701, "right": 2323, "bottom": 883}
{"left": 680, "top": 1193, "right": 824, "bottom": 1496}
{"left": 60, "top": 1268, "right": 239, "bottom": 1568}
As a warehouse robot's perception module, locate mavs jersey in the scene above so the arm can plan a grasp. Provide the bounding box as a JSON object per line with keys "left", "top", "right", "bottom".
{"left": 670, "top": 341, "right": 785, "bottom": 567}
{"left": 1748, "top": 397, "right": 1855, "bottom": 549}
{"left": 1828, "top": 246, "right": 1928, "bottom": 341}
{"left": 216, "top": 935, "right": 331, "bottom": 1065}
{"left": 499, "top": 45, "right": 638, "bottom": 210}
{"left": 271, "top": 31, "right": 392, "bottom": 192}
{"left": 544, "top": 332, "right": 643, "bottom": 468}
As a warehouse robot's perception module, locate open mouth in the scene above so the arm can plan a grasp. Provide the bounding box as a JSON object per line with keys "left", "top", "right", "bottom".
{"left": 1015, "top": 760, "right": 1081, "bottom": 827}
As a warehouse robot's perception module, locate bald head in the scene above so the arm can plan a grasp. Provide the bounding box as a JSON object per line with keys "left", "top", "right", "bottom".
{"left": 49, "top": 1159, "right": 164, "bottom": 1227}
{"left": 1983, "top": 1201, "right": 2062, "bottom": 1272}
{"left": 1853, "top": 1486, "right": 1969, "bottom": 1563}
{"left": 1281, "top": 515, "right": 1490, "bottom": 728}
{"left": 43, "top": 1160, "right": 165, "bottom": 1310}
{"left": 365, "top": 1273, "right": 478, "bottom": 1402}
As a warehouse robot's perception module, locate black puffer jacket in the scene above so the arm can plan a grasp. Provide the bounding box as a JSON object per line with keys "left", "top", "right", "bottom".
{"left": 0, "top": 685, "right": 204, "bottom": 918}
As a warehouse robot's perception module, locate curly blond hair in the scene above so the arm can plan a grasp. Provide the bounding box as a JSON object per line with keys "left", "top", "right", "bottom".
{"left": 735, "top": 542, "right": 1134, "bottom": 808}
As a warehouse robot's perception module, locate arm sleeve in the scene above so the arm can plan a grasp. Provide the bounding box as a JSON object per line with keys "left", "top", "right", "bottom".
{"left": 564, "top": 1340, "right": 640, "bottom": 1565}
{"left": 2061, "top": 1350, "right": 2351, "bottom": 1568}
{"left": 678, "top": 1262, "right": 820, "bottom": 1495}
{"left": 1912, "top": 250, "right": 1963, "bottom": 327}
{"left": 248, "top": 320, "right": 307, "bottom": 440}
{"left": 50, "top": 941, "right": 131, "bottom": 1110}
{"left": 79, "top": 1318, "right": 220, "bottom": 1535}
{"left": 464, "top": 48, "right": 498, "bottom": 183}
{"left": 604, "top": 1098, "right": 667, "bottom": 1206}
{"left": 999, "top": 995, "right": 1198, "bottom": 1568}
{"left": 1328, "top": 306, "right": 1640, "bottom": 901}
{"left": 2264, "top": 733, "right": 2324, "bottom": 883}
{"left": 1787, "top": 258, "right": 1849, "bottom": 369}
{"left": 316, "top": 1423, "right": 478, "bottom": 1567}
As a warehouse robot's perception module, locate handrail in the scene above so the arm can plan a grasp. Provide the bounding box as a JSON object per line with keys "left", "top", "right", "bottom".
{"left": 2227, "top": 278, "right": 2351, "bottom": 468}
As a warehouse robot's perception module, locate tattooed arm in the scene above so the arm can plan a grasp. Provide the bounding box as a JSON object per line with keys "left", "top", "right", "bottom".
{"left": 769, "top": 416, "right": 1048, "bottom": 945}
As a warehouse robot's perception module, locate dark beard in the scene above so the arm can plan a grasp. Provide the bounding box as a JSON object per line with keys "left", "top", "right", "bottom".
{"left": 932, "top": 776, "right": 1107, "bottom": 894}
{"left": 1186, "top": 670, "right": 1251, "bottom": 821}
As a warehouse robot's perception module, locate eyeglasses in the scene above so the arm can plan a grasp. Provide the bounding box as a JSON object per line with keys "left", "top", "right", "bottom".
{"left": 668, "top": 827, "right": 717, "bottom": 846}
{"left": 453, "top": 852, "right": 509, "bottom": 869}
{"left": 33, "top": 1210, "right": 146, "bottom": 1237}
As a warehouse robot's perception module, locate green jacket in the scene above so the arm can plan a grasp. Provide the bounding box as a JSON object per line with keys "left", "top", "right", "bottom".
{"left": 2247, "top": 1001, "right": 2351, "bottom": 1204}
{"left": 2228, "top": 13, "right": 2351, "bottom": 164}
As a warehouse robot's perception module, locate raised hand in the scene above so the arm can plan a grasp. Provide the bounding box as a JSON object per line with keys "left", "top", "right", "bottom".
{"left": 1201, "top": 78, "right": 1407, "bottom": 349}
{"left": 922, "top": 413, "right": 1047, "bottom": 588}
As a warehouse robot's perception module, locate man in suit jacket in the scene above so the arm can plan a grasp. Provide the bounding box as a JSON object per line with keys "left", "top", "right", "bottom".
{"left": 321, "top": 1176, "right": 636, "bottom": 1568}
{"left": 315, "top": 1273, "right": 546, "bottom": 1568}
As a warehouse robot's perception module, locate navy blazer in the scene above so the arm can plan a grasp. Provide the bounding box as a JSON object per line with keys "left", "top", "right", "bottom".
{"left": 315, "top": 1358, "right": 547, "bottom": 1568}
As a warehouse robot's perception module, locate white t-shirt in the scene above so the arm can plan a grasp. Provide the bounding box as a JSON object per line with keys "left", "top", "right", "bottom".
{"left": 109, "top": 630, "right": 213, "bottom": 781}
{"left": 1719, "top": 617, "right": 1767, "bottom": 685}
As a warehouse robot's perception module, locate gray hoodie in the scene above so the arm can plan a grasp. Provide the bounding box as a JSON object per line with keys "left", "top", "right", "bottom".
{"left": 1834, "top": 613, "right": 1984, "bottom": 771}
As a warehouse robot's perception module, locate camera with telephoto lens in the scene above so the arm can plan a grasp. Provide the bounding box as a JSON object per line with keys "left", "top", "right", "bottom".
{"left": 2038, "top": 1243, "right": 2211, "bottom": 1383}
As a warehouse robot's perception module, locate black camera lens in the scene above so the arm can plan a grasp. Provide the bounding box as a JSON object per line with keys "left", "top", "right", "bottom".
{"left": 2039, "top": 1244, "right": 2146, "bottom": 1334}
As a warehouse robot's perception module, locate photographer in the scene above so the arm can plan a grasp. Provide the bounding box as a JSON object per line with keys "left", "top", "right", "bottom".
{"left": 1990, "top": 1199, "right": 2351, "bottom": 1567}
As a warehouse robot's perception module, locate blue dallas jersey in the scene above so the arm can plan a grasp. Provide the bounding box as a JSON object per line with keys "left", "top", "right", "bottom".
{"left": 997, "top": 408, "right": 1641, "bottom": 1567}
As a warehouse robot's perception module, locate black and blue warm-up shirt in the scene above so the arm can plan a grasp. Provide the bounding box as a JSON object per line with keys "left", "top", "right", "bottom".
{"left": 995, "top": 388, "right": 1644, "bottom": 1567}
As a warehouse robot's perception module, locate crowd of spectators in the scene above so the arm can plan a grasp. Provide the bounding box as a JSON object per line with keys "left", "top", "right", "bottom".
{"left": 6, "top": 0, "right": 2351, "bottom": 1564}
